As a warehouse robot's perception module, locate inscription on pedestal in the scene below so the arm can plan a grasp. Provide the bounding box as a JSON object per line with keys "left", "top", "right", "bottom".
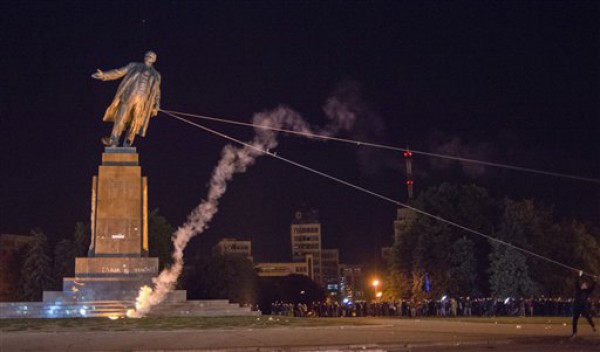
{"left": 76, "top": 257, "right": 158, "bottom": 276}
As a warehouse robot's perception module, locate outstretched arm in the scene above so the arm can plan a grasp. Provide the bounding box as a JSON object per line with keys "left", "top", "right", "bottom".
{"left": 91, "top": 63, "right": 131, "bottom": 81}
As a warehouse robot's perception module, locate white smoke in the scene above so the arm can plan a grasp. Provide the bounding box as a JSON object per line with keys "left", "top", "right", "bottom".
{"left": 128, "top": 103, "right": 356, "bottom": 317}
{"left": 430, "top": 136, "right": 492, "bottom": 178}
{"left": 324, "top": 80, "right": 397, "bottom": 176}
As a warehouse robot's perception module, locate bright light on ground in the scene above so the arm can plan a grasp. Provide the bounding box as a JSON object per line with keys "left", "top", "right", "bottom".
{"left": 126, "top": 309, "right": 142, "bottom": 318}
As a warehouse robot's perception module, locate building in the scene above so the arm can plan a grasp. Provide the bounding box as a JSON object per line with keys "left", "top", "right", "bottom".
{"left": 381, "top": 246, "right": 393, "bottom": 265}
{"left": 321, "top": 248, "right": 340, "bottom": 292}
{"left": 0, "top": 234, "right": 35, "bottom": 301}
{"left": 290, "top": 209, "right": 322, "bottom": 285}
{"left": 393, "top": 208, "right": 416, "bottom": 242}
{"left": 255, "top": 255, "right": 313, "bottom": 278}
{"left": 339, "top": 264, "right": 365, "bottom": 303}
{"left": 212, "top": 238, "right": 253, "bottom": 262}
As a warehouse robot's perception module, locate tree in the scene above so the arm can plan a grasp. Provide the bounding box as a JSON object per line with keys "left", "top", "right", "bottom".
{"left": 447, "top": 236, "right": 480, "bottom": 296}
{"left": 568, "top": 221, "right": 600, "bottom": 274}
{"left": 389, "top": 183, "right": 497, "bottom": 298}
{"left": 488, "top": 242, "right": 536, "bottom": 298}
{"left": 390, "top": 183, "right": 595, "bottom": 299}
{"left": 19, "top": 229, "right": 53, "bottom": 301}
{"left": 388, "top": 223, "right": 417, "bottom": 299}
{"left": 183, "top": 254, "right": 259, "bottom": 304}
{"left": 409, "top": 268, "right": 428, "bottom": 303}
{"left": 557, "top": 220, "right": 600, "bottom": 295}
{"left": 52, "top": 238, "right": 74, "bottom": 289}
{"left": 72, "top": 222, "right": 90, "bottom": 257}
{"left": 50, "top": 223, "right": 92, "bottom": 290}
{"left": 488, "top": 199, "right": 537, "bottom": 298}
{"left": 148, "top": 209, "right": 174, "bottom": 269}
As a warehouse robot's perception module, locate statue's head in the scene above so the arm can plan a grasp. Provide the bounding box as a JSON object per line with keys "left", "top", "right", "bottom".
{"left": 144, "top": 51, "right": 157, "bottom": 65}
{"left": 581, "top": 282, "right": 588, "bottom": 290}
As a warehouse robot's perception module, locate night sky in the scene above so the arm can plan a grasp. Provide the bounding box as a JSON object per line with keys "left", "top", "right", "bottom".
{"left": 2, "top": 1, "right": 598, "bottom": 265}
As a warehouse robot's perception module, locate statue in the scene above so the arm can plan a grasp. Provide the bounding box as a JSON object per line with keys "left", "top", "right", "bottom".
{"left": 92, "top": 51, "right": 161, "bottom": 147}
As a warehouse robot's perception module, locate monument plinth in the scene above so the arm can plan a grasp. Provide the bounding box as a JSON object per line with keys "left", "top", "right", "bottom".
{"left": 91, "top": 147, "right": 147, "bottom": 256}
{"left": 62, "top": 147, "right": 159, "bottom": 301}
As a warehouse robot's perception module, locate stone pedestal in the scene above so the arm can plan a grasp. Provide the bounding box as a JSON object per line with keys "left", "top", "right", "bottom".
{"left": 90, "top": 147, "right": 148, "bottom": 257}
{"left": 61, "top": 147, "right": 158, "bottom": 302}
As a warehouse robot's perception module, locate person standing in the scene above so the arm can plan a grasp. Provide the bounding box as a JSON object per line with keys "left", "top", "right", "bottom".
{"left": 571, "top": 271, "right": 597, "bottom": 338}
{"left": 464, "top": 297, "right": 472, "bottom": 316}
{"left": 450, "top": 297, "right": 458, "bottom": 317}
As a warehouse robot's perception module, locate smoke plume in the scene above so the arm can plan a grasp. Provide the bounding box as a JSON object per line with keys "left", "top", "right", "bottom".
{"left": 324, "top": 79, "right": 400, "bottom": 176}
{"left": 128, "top": 103, "right": 355, "bottom": 317}
{"left": 429, "top": 136, "right": 493, "bottom": 178}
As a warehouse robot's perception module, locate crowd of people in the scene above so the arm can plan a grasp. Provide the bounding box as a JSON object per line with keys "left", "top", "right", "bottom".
{"left": 268, "top": 296, "right": 600, "bottom": 319}
{"left": 268, "top": 274, "right": 597, "bottom": 339}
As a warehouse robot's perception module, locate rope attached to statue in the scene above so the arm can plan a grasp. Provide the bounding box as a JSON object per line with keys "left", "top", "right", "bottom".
{"left": 160, "top": 108, "right": 600, "bottom": 280}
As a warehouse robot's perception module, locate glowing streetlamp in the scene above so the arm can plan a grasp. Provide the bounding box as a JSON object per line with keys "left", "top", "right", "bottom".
{"left": 372, "top": 279, "right": 381, "bottom": 302}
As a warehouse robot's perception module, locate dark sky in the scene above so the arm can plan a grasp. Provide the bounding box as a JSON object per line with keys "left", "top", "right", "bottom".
{"left": 1, "top": 1, "right": 598, "bottom": 265}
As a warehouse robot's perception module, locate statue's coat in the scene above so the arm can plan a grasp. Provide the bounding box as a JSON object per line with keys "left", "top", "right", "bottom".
{"left": 101, "top": 62, "right": 161, "bottom": 137}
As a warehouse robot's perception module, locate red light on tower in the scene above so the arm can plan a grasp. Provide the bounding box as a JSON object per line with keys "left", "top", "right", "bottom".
{"left": 404, "top": 147, "right": 414, "bottom": 200}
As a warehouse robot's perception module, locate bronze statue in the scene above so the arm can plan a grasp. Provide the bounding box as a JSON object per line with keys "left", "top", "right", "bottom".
{"left": 92, "top": 51, "right": 161, "bottom": 147}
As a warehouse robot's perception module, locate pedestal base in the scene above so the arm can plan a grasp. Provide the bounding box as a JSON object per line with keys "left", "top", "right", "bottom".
{"left": 60, "top": 276, "right": 154, "bottom": 302}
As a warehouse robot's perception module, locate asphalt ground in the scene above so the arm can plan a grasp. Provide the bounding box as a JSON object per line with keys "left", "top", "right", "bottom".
{"left": 1, "top": 317, "right": 598, "bottom": 352}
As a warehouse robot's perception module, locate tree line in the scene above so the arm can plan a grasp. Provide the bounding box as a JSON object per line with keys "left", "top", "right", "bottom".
{"left": 387, "top": 183, "right": 599, "bottom": 301}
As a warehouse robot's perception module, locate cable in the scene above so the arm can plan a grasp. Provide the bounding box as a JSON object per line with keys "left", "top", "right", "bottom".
{"left": 160, "top": 109, "right": 600, "bottom": 184}
{"left": 162, "top": 110, "right": 599, "bottom": 279}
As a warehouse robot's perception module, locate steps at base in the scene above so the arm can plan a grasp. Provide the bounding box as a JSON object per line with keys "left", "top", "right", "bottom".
{"left": 0, "top": 300, "right": 259, "bottom": 319}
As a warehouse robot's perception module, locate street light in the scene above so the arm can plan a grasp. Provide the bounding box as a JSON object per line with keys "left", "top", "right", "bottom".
{"left": 372, "top": 279, "right": 380, "bottom": 302}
